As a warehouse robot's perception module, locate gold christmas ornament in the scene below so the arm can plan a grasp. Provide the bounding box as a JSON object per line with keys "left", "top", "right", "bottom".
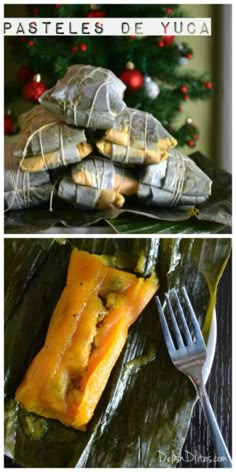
{"left": 126, "top": 61, "right": 135, "bottom": 70}
{"left": 34, "top": 74, "right": 41, "bottom": 83}
{"left": 90, "top": 4, "right": 101, "bottom": 10}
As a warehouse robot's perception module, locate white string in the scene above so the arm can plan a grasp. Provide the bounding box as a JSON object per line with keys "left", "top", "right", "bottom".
{"left": 168, "top": 151, "right": 186, "bottom": 207}
{"left": 86, "top": 72, "right": 113, "bottom": 127}
{"left": 124, "top": 109, "right": 138, "bottom": 164}
{"left": 22, "top": 171, "right": 27, "bottom": 208}
{"left": 21, "top": 121, "right": 58, "bottom": 171}
{"left": 49, "top": 177, "right": 62, "bottom": 212}
{"left": 39, "top": 125, "right": 48, "bottom": 170}
{"left": 94, "top": 158, "right": 100, "bottom": 189}
{"left": 100, "top": 159, "right": 106, "bottom": 189}
{"left": 63, "top": 66, "right": 101, "bottom": 126}
{"left": 59, "top": 122, "right": 66, "bottom": 166}
{"left": 27, "top": 171, "right": 31, "bottom": 207}
{"left": 5, "top": 148, "right": 31, "bottom": 212}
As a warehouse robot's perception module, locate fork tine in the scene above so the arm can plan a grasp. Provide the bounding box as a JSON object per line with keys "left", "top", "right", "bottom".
{"left": 181, "top": 287, "right": 206, "bottom": 345}
{"left": 165, "top": 293, "right": 185, "bottom": 348}
{"left": 172, "top": 289, "right": 192, "bottom": 345}
{"left": 155, "top": 296, "right": 176, "bottom": 353}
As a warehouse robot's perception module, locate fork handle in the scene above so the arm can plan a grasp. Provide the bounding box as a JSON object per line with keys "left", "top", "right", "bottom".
{"left": 194, "top": 379, "right": 232, "bottom": 468}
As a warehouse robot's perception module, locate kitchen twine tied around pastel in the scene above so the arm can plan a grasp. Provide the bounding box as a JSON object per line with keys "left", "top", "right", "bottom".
{"left": 63, "top": 65, "right": 115, "bottom": 128}
{"left": 168, "top": 151, "right": 186, "bottom": 207}
{"left": 122, "top": 110, "right": 149, "bottom": 165}
{"left": 4, "top": 121, "right": 65, "bottom": 213}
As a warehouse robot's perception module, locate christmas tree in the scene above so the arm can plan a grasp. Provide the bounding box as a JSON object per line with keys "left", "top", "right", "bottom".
{"left": 5, "top": 4, "right": 212, "bottom": 147}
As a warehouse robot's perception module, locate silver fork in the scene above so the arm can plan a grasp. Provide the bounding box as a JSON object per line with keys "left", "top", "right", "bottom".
{"left": 155, "top": 287, "right": 232, "bottom": 468}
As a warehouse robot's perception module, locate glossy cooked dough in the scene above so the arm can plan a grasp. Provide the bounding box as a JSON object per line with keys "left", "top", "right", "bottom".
{"left": 16, "top": 249, "right": 158, "bottom": 430}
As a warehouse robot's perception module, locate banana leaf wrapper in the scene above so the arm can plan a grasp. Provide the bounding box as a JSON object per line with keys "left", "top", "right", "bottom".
{"left": 39, "top": 65, "right": 126, "bottom": 129}
{"left": 137, "top": 149, "right": 212, "bottom": 207}
{"left": 4, "top": 238, "right": 231, "bottom": 467}
{"left": 4, "top": 153, "right": 231, "bottom": 233}
{"left": 4, "top": 144, "right": 53, "bottom": 210}
{"left": 13, "top": 105, "right": 92, "bottom": 172}
{"left": 96, "top": 107, "right": 177, "bottom": 165}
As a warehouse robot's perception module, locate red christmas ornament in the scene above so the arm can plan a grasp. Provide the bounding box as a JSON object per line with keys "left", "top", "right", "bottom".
{"left": 33, "top": 7, "right": 40, "bottom": 14}
{"left": 71, "top": 45, "right": 78, "bottom": 53}
{"left": 55, "top": 4, "right": 61, "bottom": 8}
{"left": 120, "top": 67, "right": 144, "bottom": 92}
{"left": 186, "top": 53, "right": 192, "bottom": 60}
{"left": 194, "top": 133, "right": 199, "bottom": 140}
{"left": 157, "top": 40, "right": 165, "bottom": 48}
{"left": 20, "top": 37, "right": 26, "bottom": 43}
{"left": 4, "top": 112, "right": 18, "bottom": 135}
{"left": 205, "top": 81, "right": 213, "bottom": 89}
{"left": 184, "top": 94, "right": 190, "bottom": 100}
{"left": 163, "top": 35, "right": 175, "bottom": 46}
{"left": 23, "top": 74, "right": 47, "bottom": 102}
{"left": 181, "top": 85, "right": 188, "bottom": 93}
{"left": 188, "top": 139, "right": 195, "bottom": 147}
{"left": 17, "top": 66, "right": 33, "bottom": 82}
{"left": 79, "top": 43, "right": 87, "bottom": 51}
{"left": 4, "top": 115, "right": 13, "bottom": 134}
{"left": 177, "top": 107, "right": 183, "bottom": 113}
{"left": 87, "top": 9, "right": 105, "bottom": 18}
{"left": 166, "top": 7, "right": 173, "bottom": 14}
{"left": 28, "top": 40, "right": 34, "bottom": 47}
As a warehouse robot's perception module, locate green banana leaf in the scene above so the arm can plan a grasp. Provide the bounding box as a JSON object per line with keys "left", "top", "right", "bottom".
{"left": 5, "top": 153, "right": 231, "bottom": 234}
{"left": 5, "top": 238, "right": 231, "bottom": 467}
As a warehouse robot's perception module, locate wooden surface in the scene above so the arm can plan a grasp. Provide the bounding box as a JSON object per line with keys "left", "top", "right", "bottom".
{"left": 5, "top": 256, "right": 232, "bottom": 468}
{"left": 180, "top": 256, "right": 232, "bottom": 468}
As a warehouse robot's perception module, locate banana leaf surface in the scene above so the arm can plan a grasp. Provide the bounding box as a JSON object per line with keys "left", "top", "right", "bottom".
{"left": 4, "top": 238, "right": 231, "bottom": 467}
{"left": 5, "top": 153, "right": 231, "bottom": 234}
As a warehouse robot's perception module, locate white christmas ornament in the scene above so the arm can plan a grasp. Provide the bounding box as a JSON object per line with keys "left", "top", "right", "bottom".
{"left": 178, "top": 57, "right": 189, "bottom": 66}
{"left": 144, "top": 76, "right": 160, "bottom": 99}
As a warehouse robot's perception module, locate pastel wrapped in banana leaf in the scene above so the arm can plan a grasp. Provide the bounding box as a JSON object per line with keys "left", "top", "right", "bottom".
{"left": 13, "top": 106, "right": 92, "bottom": 172}
{"left": 39, "top": 65, "right": 126, "bottom": 129}
{"left": 137, "top": 149, "right": 212, "bottom": 207}
{"left": 96, "top": 107, "right": 177, "bottom": 165}
{"left": 4, "top": 144, "right": 53, "bottom": 210}
{"left": 15, "top": 248, "right": 159, "bottom": 431}
{"left": 58, "top": 157, "right": 138, "bottom": 210}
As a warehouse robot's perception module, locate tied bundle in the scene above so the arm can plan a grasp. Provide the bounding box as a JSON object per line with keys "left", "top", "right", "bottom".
{"left": 14, "top": 106, "right": 92, "bottom": 172}
{"left": 5, "top": 144, "right": 53, "bottom": 210}
{"left": 96, "top": 108, "right": 177, "bottom": 165}
{"left": 39, "top": 64, "right": 126, "bottom": 129}
{"left": 5, "top": 64, "right": 212, "bottom": 212}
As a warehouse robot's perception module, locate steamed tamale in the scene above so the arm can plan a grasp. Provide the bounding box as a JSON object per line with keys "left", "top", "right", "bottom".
{"left": 58, "top": 157, "right": 138, "bottom": 210}
{"left": 39, "top": 65, "right": 126, "bottom": 129}
{"left": 13, "top": 106, "right": 92, "bottom": 172}
{"left": 16, "top": 248, "right": 158, "bottom": 430}
{"left": 4, "top": 144, "right": 53, "bottom": 210}
{"left": 137, "top": 149, "right": 212, "bottom": 207}
{"left": 96, "top": 107, "right": 177, "bottom": 165}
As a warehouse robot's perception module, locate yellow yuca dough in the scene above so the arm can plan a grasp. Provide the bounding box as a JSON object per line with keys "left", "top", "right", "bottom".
{"left": 103, "top": 128, "right": 177, "bottom": 150}
{"left": 20, "top": 143, "right": 93, "bottom": 172}
{"left": 96, "top": 190, "right": 125, "bottom": 210}
{"left": 77, "top": 142, "right": 93, "bottom": 159}
{"left": 114, "top": 174, "right": 139, "bottom": 196}
{"left": 72, "top": 169, "right": 94, "bottom": 187}
{"left": 72, "top": 163, "right": 138, "bottom": 197}
{"left": 96, "top": 140, "right": 169, "bottom": 164}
